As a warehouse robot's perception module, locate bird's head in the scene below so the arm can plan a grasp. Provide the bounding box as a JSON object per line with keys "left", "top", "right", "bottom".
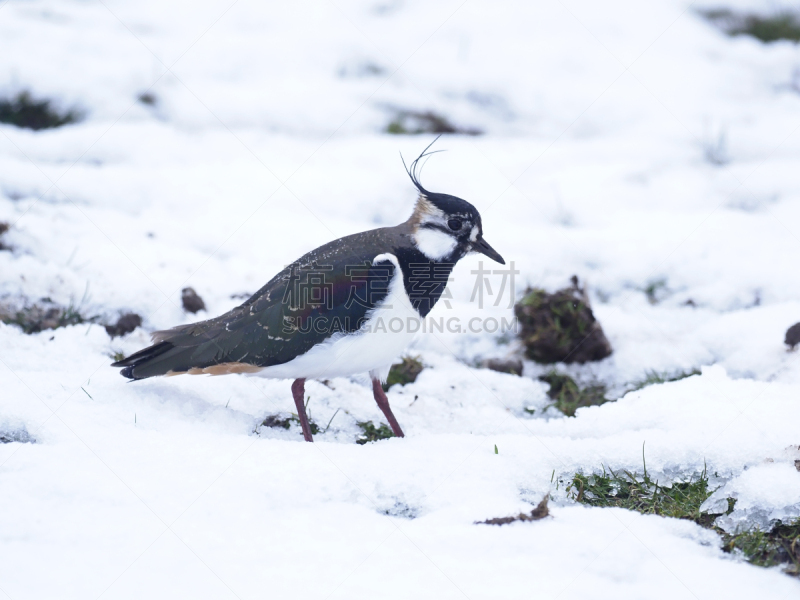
{"left": 403, "top": 141, "right": 505, "bottom": 265}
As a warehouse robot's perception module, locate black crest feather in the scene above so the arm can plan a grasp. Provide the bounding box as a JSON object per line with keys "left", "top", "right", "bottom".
{"left": 401, "top": 136, "right": 445, "bottom": 196}
{"left": 400, "top": 137, "right": 482, "bottom": 222}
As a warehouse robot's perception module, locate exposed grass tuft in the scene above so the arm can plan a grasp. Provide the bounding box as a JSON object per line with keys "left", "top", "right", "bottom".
{"left": 386, "top": 110, "right": 481, "bottom": 135}
{"left": 261, "top": 415, "right": 292, "bottom": 430}
{"left": 0, "top": 91, "right": 81, "bottom": 130}
{"left": 538, "top": 371, "right": 609, "bottom": 417}
{"left": 261, "top": 414, "right": 320, "bottom": 435}
{"left": 0, "top": 299, "right": 99, "bottom": 334}
{"left": 356, "top": 421, "right": 395, "bottom": 444}
{"left": 723, "top": 521, "right": 800, "bottom": 575}
{"left": 702, "top": 9, "right": 800, "bottom": 43}
{"left": 626, "top": 368, "right": 701, "bottom": 394}
{"left": 383, "top": 355, "right": 423, "bottom": 391}
{"left": 567, "top": 462, "right": 716, "bottom": 525}
{"left": 642, "top": 278, "right": 669, "bottom": 304}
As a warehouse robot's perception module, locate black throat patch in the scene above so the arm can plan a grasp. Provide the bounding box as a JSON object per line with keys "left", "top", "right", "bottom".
{"left": 393, "top": 246, "right": 457, "bottom": 318}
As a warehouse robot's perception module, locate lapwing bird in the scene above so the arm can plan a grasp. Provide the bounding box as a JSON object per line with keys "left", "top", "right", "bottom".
{"left": 113, "top": 141, "right": 505, "bottom": 442}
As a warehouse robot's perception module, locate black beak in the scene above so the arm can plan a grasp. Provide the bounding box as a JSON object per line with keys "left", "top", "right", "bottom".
{"left": 471, "top": 236, "right": 505, "bottom": 265}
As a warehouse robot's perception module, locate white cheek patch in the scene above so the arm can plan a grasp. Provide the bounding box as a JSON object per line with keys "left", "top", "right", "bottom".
{"left": 469, "top": 225, "right": 479, "bottom": 242}
{"left": 418, "top": 213, "right": 447, "bottom": 229}
{"left": 414, "top": 228, "right": 457, "bottom": 260}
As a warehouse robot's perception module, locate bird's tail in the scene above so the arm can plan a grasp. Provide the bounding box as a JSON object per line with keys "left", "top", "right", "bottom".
{"left": 112, "top": 324, "right": 212, "bottom": 380}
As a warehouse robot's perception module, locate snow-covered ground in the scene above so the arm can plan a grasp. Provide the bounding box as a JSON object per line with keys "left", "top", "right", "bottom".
{"left": 2, "top": 0, "right": 800, "bottom": 597}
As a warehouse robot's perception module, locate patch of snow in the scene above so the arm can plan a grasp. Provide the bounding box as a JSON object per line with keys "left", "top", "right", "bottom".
{"left": 706, "top": 461, "right": 800, "bottom": 533}
{"left": 2, "top": 0, "right": 800, "bottom": 597}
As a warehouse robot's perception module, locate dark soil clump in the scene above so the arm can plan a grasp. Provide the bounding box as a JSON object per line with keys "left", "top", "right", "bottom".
{"left": 105, "top": 313, "right": 142, "bottom": 338}
{"left": 0, "top": 427, "right": 33, "bottom": 444}
{"left": 478, "top": 495, "right": 550, "bottom": 525}
{"left": 515, "top": 276, "right": 612, "bottom": 364}
{"left": 0, "top": 222, "right": 10, "bottom": 250}
{"left": 0, "top": 91, "right": 81, "bottom": 130}
{"left": 137, "top": 92, "right": 157, "bottom": 106}
{"left": 785, "top": 322, "right": 800, "bottom": 349}
{"left": 484, "top": 357, "right": 523, "bottom": 376}
{"left": 181, "top": 287, "right": 206, "bottom": 313}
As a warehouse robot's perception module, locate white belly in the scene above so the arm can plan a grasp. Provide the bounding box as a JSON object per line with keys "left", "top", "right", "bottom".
{"left": 256, "top": 253, "right": 418, "bottom": 381}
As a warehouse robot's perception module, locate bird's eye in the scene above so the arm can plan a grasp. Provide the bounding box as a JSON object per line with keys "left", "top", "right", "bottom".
{"left": 448, "top": 218, "right": 462, "bottom": 231}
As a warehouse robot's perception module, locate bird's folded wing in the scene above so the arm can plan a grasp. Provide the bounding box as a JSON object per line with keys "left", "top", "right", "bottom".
{"left": 114, "top": 228, "right": 403, "bottom": 378}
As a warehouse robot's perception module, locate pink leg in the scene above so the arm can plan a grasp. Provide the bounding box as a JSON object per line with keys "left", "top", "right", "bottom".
{"left": 371, "top": 378, "right": 405, "bottom": 438}
{"left": 291, "top": 378, "right": 313, "bottom": 442}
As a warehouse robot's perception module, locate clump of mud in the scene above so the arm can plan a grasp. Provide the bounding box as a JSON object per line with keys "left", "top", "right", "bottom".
{"left": 484, "top": 357, "right": 523, "bottom": 376}
{"left": 0, "top": 222, "right": 10, "bottom": 250}
{"left": 785, "top": 322, "right": 800, "bottom": 350}
{"left": 477, "top": 495, "right": 550, "bottom": 526}
{"left": 105, "top": 313, "right": 142, "bottom": 338}
{"left": 0, "top": 91, "right": 82, "bottom": 130}
{"left": 514, "top": 276, "right": 612, "bottom": 364}
{"left": 181, "top": 287, "right": 206, "bottom": 313}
